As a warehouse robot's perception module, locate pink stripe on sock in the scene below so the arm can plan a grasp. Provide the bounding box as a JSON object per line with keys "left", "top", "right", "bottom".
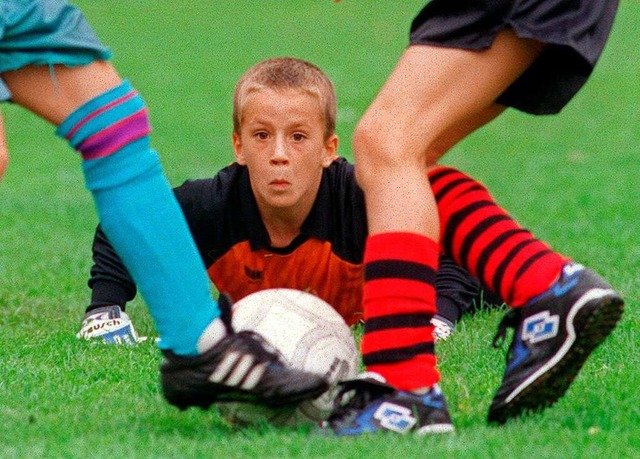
{"left": 65, "top": 91, "right": 138, "bottom": 140}
{"left": 78, "top": 109, "right": 150, "bottom": 160}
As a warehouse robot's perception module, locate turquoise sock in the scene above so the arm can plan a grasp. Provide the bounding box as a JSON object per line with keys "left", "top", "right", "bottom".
{"left": 57, "top": 81, "right": 218, "bottom": 355}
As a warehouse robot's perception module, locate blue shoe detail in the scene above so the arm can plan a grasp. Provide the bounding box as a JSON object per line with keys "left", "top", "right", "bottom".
{"left": 372, "top": 400, "right": 418, "bottom": 433}
{"left": 99, "top": 323, "right": 138, "bottom": 345}
{"left": 335, "top": 401, "right": 386, "bottom": 435}
{"left": 521, "top": 310, "right": 560, "bottom": 344}
{"left": 548, "top": 277, "right": 579, "bottom": 298}
{"left": 505, "top": 335, "right": 529, "bottom": 373}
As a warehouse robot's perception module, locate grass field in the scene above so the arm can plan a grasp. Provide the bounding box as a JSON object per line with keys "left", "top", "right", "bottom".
{"left": 0, "top": 1, "right": 638, "bottom": 457}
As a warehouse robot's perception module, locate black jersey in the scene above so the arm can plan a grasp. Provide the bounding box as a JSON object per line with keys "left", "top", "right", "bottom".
{"left": 88, "top": 158, "right": 495, "bottom": 325}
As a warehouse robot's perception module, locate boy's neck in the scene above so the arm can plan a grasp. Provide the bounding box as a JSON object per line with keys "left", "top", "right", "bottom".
{"left": 267, "top": 227, "right": 301, "bottom": 248}
{"left": 263, "top": 216, "right": 303, "bottom": 248}
{"left": 259, "top": 205, "right": 310, "bottom": 249}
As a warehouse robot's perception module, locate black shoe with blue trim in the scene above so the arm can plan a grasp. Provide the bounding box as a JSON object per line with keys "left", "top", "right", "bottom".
{"left": 323, "top": 372, "right": 454, "bottom": 436}
{"left": 488, "top": 263, "right": 624, "bottom": 424}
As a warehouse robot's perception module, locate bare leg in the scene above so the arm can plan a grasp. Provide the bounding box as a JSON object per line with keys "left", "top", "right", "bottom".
{"left": 356, "top": 28, "right": 544, "bottom": 391}
{"left": 1, "top": 61, "right": 121, "bottom": 125}
{"left": 3, "top": 61, "right": 219, "bottom": 356}
{"left": 427, "top": 103, "right": 506, "bottom": 160}
{"left": 354, "top": 28, "right": 543, "bottom": 237}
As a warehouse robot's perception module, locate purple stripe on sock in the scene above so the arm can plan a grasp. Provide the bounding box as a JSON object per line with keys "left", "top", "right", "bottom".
{"left": 78, "top": 109, "right": 150, "bottom": 160}
{"left": 65, "top": 91, "right": 138, "bottom": 140}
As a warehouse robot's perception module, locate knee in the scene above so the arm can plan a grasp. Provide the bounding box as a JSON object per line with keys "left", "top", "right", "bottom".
{"left": 352, "top": 114, "right": 433, "bottom": 190}
{"left": 352, "top": 117, "right": 390, "bottom": 190}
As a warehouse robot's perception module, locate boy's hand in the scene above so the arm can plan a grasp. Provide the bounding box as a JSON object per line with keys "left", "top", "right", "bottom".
{"left": 431, "top": 315, "right": 454, "bottom": 342}
{"left": 77, "top": 305, "right": 144, "bottom": 345}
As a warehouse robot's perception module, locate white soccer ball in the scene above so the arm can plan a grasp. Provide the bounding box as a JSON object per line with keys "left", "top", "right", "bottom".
{"left": 217, "top": 288, "right": 360, "bottom": 427}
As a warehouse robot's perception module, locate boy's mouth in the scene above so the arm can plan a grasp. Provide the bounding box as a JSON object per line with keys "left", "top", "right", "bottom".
{"left": 270, "top": 179, "right": 290, "bottom": 188}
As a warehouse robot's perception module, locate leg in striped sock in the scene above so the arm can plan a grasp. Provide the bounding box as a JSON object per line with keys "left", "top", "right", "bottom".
{"left": 428, "top": 166, "right": 566, "bottom": 307}
{"left": 427, "top": 167, "right": 626, "bottom": 424}
{"left": 326, "top": 233, "right": 454, "bottom": 435}
{"left": 361, "top": 232, "right": 440, "bottom": 391}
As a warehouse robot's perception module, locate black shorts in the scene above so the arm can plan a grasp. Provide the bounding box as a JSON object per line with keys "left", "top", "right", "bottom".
{"left": 409, "top": 0, "right": 619, "bottom": 114}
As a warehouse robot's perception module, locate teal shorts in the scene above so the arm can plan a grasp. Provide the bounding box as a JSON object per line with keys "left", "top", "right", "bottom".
{"left": 0, "top": 0, "right": 112, "bottom": 101}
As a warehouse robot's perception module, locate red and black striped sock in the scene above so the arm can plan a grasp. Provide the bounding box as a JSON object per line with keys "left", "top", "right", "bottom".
{"left": 428, "top": 166, "right": 566, "bottom": 306}
{"left": 361, "top": 232, "right": 439, "bottom": 391}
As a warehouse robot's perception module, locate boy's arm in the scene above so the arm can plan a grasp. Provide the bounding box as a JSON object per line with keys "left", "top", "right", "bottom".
{"left": 77, "top": 225, "right": 141, "bottom": 344}
{"left": 87, "top": 224, "right": 138, "bottom": 310}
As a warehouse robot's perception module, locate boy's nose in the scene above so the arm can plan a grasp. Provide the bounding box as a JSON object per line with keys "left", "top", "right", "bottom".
{"left": 270, "top": 140, "right": 290, "bottom": 165}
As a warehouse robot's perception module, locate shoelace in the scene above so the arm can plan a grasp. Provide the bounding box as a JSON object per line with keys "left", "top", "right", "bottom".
{"left": 491, "top": 309, "right": 521, "bottom": 348}
{"left": 327, "top": 379, "right": 394, "bottom": 425}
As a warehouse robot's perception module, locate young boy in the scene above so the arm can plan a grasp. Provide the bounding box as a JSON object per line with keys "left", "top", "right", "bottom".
{"left": 78, "top": 57, "right": 501, "bottom": 345}
{"left": 0, "top": 1, "right": 327, "bottom": 411}
{"left": 326, "top": 0, "right": 624, "bottom": 434}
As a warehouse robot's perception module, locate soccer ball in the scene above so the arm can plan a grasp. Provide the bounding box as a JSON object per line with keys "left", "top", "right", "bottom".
{"left": 217, "top": 288, "right": 360, "bottom": 427}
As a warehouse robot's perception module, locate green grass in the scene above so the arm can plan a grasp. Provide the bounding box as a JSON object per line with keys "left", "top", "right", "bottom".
{"left": 1, "top": 1, "right": 638, "bottom": 457}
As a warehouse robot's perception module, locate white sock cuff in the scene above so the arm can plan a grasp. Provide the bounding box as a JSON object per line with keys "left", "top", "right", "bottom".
{"left": 196, "top": 318, "right": 228, "bottom": 353}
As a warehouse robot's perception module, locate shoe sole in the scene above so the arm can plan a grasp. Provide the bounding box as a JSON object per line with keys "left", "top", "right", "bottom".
{"left": 488, "top": 288, "right": 624, "bottom": 424}
{"left": 416, "top": 423, "right": 456, "bottom": 435}
{"left": 166, "top": 382, "right": 329, "bottom": 411}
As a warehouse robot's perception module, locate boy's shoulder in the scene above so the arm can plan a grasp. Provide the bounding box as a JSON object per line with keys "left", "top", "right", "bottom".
{"left": 325, "top": 157, "right": 355, "bottom": 179}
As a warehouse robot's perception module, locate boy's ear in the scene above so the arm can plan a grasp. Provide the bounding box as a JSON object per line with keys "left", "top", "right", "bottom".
{"left": 322, "top": 134, "right": 339, "bottom": 168}
{"left": 232, "top": 132, "right": 246, "bottom": 165}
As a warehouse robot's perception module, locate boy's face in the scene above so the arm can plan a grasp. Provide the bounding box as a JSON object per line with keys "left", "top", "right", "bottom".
{"left": 233, "top": 88, "right": 337, "bottom": 214}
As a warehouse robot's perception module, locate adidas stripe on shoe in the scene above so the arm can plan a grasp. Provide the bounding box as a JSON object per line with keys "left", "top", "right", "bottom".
{"left": 161, "top": 329, "right": 329, "bottom": 410}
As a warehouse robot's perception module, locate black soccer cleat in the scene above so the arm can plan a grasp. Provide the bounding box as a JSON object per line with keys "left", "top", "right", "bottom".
{"left": 161, "top": 330, "right": 329, "bottom": 410}
{"left": 161, "top": 295, "right": 329, "bottom": 410}
{"left": 488, "top": 263, "right": 624, "bottom": 424}
{"left": 323, "top": 372, "right": 454, "bottom": 436}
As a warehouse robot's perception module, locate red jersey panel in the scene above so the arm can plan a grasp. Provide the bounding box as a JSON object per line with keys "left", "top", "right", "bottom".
{"left": 208, "top": 239, "right": 364, "bottom": 325}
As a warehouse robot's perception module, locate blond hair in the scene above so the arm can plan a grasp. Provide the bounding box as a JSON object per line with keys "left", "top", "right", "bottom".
{"left": 233, "top": 57, "right": 337, "bottom": 138}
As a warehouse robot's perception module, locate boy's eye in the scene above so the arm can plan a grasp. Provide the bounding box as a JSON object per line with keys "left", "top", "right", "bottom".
{"left": 292, "top": 133, "right": 306, "bottom": 141}
{"left": 255, "top": 132, "right": 269, "bottom": 140}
